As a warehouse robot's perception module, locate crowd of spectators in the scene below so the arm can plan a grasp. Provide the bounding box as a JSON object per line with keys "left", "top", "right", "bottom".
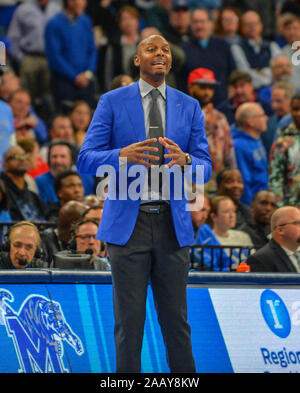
{"left": 0, "top": 0, "right": 299, "bottom": 272}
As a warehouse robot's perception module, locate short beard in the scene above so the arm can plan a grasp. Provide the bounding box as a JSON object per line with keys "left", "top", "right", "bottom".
{"left": 12, "top": 169, "right": 27, "bottom": 176}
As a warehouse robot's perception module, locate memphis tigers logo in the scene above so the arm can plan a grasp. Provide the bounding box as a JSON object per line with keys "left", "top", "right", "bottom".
{"left": 0, "top": 289, "right": 84, "bottom": 373}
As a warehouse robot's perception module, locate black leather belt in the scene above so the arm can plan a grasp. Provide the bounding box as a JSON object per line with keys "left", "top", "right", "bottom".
{"left": 139, "top": 203, "right": 169, "bottom": 214}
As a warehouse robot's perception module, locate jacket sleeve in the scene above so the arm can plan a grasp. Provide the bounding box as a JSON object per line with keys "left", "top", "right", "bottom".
{"left": 76, "top": 94, "right": 122, "bottom": 176}
{"left": 185, "top": 101, "right": 212, "bottom": 185}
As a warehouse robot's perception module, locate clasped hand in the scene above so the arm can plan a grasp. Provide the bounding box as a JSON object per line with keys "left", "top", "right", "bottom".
{"left": 119, "top": 137, "right": 186, "bottom": 167}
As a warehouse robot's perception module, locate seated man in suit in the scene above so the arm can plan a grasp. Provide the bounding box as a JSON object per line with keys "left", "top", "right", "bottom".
{"left": 0, "top": 221, "right": 46, "bottom": 269}
{"left": 247, "top": 206, "right": 300, "bottom": 272}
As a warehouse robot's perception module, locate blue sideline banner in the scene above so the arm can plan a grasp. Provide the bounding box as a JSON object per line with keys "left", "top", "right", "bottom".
{"left": 0, "top": 283, "right": 299, "bottom": 373}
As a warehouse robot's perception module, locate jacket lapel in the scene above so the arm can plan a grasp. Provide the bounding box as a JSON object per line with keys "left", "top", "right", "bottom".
{"left": 270, "top": 239, "right": 297, "bottom": 272}
{"left": 165, "top": 86, "right": 183, "bottom": 145}
{"left": 124, "top": 82, "right": 146, "bottom": 142}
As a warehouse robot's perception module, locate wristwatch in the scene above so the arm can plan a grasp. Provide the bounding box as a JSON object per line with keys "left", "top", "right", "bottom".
{"left": 185, "top": 153, "right": 192, "bottom": 165}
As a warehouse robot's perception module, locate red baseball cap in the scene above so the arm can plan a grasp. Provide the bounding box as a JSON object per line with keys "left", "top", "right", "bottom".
{"left": 188, "top": 68, "right": 219, "bottom": 87}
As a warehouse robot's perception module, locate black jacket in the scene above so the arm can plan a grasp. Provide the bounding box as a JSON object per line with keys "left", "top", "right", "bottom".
{"left": 246, "top": 239, "right": 297, "bottom": 272}
{"left": 238, "top": 220, "right": 270, "bottom": 249}
{"left": 0, "top": 173, "right": 46, "bottom": 222}
{"left": 0, "top": 252, "right": 47, "bottom": 269}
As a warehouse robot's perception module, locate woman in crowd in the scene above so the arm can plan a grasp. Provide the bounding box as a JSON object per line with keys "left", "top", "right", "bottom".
{"left": 194, "top": 195, "right": 253, "bottom": 271}
{"left": 68, "top": 101, "right": 92, "bottom": 148}
{"left": 214, "top": 6, "right": 242, "bottom": 45}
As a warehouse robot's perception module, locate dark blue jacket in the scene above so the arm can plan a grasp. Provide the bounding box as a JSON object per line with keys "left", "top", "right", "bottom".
{"left": 179, "top": 36, "right": 236, "bottom": 105}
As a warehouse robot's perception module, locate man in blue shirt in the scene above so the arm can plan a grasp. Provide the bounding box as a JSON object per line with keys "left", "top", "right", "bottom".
{"left": 232, "top": 102, "right": 269, "bottom": 205}
{"left": 36, "top": 140, "right": 95, "bottom": 204}
{"left": 45, "top": 0, "right": 97, "bottom": 110}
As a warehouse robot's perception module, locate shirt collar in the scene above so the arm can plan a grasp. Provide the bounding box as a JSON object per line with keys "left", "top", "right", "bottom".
{"left": 138, "top": 78, "right": 166, "bottom": 100}
{"left": 63, "top": 10, "right": 79, "bottom": 23}
{"left": 281, "top": 246, "right": 300, "bottom": 257}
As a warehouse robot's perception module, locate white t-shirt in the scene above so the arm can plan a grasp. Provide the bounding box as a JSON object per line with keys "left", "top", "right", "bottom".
{"left": 214, "top": 229, "right": 253, "bottom": 247}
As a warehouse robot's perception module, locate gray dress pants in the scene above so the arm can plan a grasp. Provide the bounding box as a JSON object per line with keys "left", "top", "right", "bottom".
{"left": 107, "top": 205, "right": 196, "bottom": 373}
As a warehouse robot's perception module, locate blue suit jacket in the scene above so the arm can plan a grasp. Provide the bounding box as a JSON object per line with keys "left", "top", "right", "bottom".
{"left": 77, "top": 82, "right": 212, "bottom": 246}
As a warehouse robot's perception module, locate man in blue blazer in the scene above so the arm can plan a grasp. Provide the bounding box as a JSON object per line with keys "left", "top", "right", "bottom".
{"left": 77, "top": 35, "right": 212, "bottom": 372}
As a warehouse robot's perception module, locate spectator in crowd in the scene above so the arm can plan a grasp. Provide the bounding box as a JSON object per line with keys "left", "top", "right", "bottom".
{"left": 0, "top": 67, "right": 20, "bottom": 102}
{"left": 194, "top": 195, "right": 253, "bottom": 271}
{"left": 262, "top": 81, "right": 295, "bottom": 156}
{"left": 45, "top": 0, "right": 98, "bottom": 110}
{"left": 281, "top": 14, "right": 300, "bottom": 90}
{"left": 0, "top": 72, "right": 14, "bottom": 169}
{"left": 232, "top": 102, "right": 269, "bottom": 205}
{"left": 68, "top": 101, "right": 92, "bottom": 148}
{"left": 54, "top": 218, "right": 110, "bottom": 270}
{"left": 0, "top": 68, "right": 51, "bottom": 141}
{"left": 51, "top": 170, "right": 85, "bottom": 212}
{"left": 258, "top": 55, "right": 293, "bottom": 103}
{"left": 15, "top": 138, "right": 42, "bottom": 195}
{"left": 41, "top": 199, "right": 88, "bottom": 264}
{"left": 36, "top": 140, "right": 95, "bottom": 204}
{"left": 8, "top": 89, "right": 48, "bottom": 145}
{"left": 216, "top": 168, "right": 252, "bottom": 228}
{"left": 238, "top": 190, "right": 277, "bottom": 248}
{"left": 39, "top": 114, "right": 77, "bottom": 162}
{"left": 7, "top": 0, "right": 61, "bottom": 105}
{"left": 17, "top": 137, "right": 49, "bottom": 179}
{"left": 275, "top": 12, "right": 294, "bottom": 48}
{"left": 247, "top": 206, "right": 300, "bottom": 272}
{"left": 1, "top": 146, "right": 46, "bottom": 222}
{"left": 102, "top": 5, "right": 140, "bottom": 92}
{"left": 179, "top": 7, "right": 236, "bottom": 104}
{"left": 188, "top": 67, "right": 236, "bottom": 196}
{"left": 91, "top": 0, "right": 117, "bottom": 49}
{"left": 214, "top": 6, "right": 242, "bottom": 45}
{"left": 0, "top": 221, "right": 47, "bottom": 269}
{"left": 189, "top": 192, "right": 211, "bottom": 237}
{"left": 81, "top": 205, "right": 103, "bottom": 224}
{"left": 0, "top": 179, "right": 12, "bottom": 222}
{"left": 110, "top": 74, "right": 134, "bottom": 90}
{"left": 163, "top": 2, "right": 192, "bottom": 45}
{"left": 222, "top": 0, "right": 277, "bottom": 41}
{"left": 36, "top": 140, "right": 76, "bottom": 203}
{"left": 269, "top": 93, "right": 300, "bottom": 207}
{"left": 230, "top": 10, "right": 282, "bottom": 90}
{"left": 71, "top": 218, "right": 109, "bottom": 261}
{"left": 141, "top": 0, "right": 173, "bottom": 34}
{"left": 47, "top": 169, "right": 85, "bottom": 221}
{"left": 129, "top": 26, "right": 186, "bottom": 88}
{"left": 83, "top": 194, "right": 104, "bottom": 208}
{"left": 217, "top": 71, "right": 273, "bottom": 125}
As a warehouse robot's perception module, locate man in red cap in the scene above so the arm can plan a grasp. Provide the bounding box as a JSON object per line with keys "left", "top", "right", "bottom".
{"left": 188, "top": 67, "right": 237, "bottom": 196}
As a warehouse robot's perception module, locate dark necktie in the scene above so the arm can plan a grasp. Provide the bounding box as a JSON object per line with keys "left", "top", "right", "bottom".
{"left": 149, "top": 88, "right": 164, "bottom": 165}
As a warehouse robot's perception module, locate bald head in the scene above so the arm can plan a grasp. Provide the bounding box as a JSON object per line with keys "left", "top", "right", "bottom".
{"left": 235, "top": 102, "right": 262, "bottom": 125}
{"left": 83, "top": 194, "right": 104, "bottom": 208}
{"left": 235, "top": 102, "right": 267, "bottom": 136}
{"left": 271, "top": 206, "right": 300, "bottom": 231}
{"left": 136, "top": 34, "right": 168, "bottom": 56}
{"left": 58, "top": 200, "right": 88, "bottom": 230}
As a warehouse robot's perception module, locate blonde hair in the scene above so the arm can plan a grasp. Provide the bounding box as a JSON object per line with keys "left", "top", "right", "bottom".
{"left": 9, "top": 221, "right": 41, "bottom": 245}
